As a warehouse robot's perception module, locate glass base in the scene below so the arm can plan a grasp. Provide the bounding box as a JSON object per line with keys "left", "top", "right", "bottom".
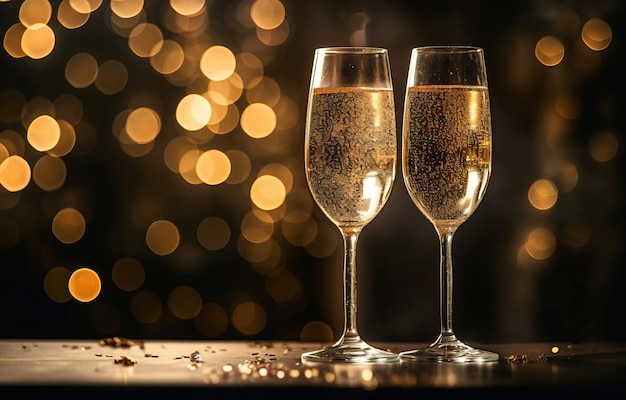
{"left": 302, "top": 340, "right": 398, "bottom": 363}
{"left": 400, "top": 338, "right": 499, "bottom": 363}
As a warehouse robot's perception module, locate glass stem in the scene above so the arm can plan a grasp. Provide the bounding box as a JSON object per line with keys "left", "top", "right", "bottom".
{"left": 341, "top": 231, "right": 361, "bottom": 343}
{"left": 438, "top": 227, "right": 457, "bottom": 343}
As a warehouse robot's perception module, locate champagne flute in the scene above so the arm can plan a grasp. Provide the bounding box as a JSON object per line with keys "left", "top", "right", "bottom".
{"left": 302, "top": 47, "right": 398, "bottom": 363}
{"left": 400, "top": 46, "right": 499, "bottom": 362}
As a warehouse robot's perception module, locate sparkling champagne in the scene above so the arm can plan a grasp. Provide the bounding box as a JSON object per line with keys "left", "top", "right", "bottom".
{"left": 403, "top": 85, "right": 491, "bottom": 226}
{"left": 306, "top": 87, "right": 396, "bottom": 230}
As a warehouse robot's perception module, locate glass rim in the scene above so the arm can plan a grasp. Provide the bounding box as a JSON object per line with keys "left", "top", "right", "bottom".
{"left": 413, "top": 45, "right": 483, "bottom": 54}
{"left": 315, "top": 46, "right": 388, "bottom": 54}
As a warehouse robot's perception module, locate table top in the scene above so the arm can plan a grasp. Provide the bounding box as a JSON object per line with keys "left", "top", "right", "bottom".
{"left": 1, "top": 339, "right": 625, "bottom": 397}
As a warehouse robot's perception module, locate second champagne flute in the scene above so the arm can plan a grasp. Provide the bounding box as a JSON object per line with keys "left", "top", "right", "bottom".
{"left": 400, "top": 46, "right": 499, "bottom": 362}
{"left": 302, "top": 47, "right": 398, "bottom": 363}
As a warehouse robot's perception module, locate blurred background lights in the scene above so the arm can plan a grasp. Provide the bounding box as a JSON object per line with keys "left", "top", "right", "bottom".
{"left": 0, "top": 155, "right": 30, "bottom": 192}
{"left": 300, "top": 320, "right": 334, "bottom": 342}
{"left": 146, "top": 219, "right": 180, "bottom": 256}
{"left": 176, "top": 93, "right": 212, "bottom": 131}
{"left": 52, "top": 207, "right": 86, "bottom": 244}
{"left": 528, "top": 179, "right": 558, "bottom": 210}
{"left": 200, "top": 45, "right": 237, "bottom": 81}
{"left": 197, "top": 216, "right": 231, "bottom": 251}
{"left": 19, "top": 0, "right": 52, "bottom": 27}
{"left": 250, "top": 174, "right": 286, "bottom": 210}
{"left": 68, "top": 267, "right": 101, "bottom": 302}
{"left": 581, "top": 18, "right": 612, "bottom": 51}
{"left": 168, "top": 285, "right": 202, "bottom": 320}
{"left": 250, "top": 0, "right": 285, "bottom": 30}
{"left": 43, "top": 266, "right": 72, "bottom": 303}
{"left": 33, "top": 155, "right": 66, "bottom": 191}
{"left": 57, "top": 1, "right": 91, "bottom": 30}
{"left": 525, "top": 227, "right": 557, "bottom": 260}
{"left": 112, "top": 257, "right": 145, "bottom": 292}
{"left": 128, "top": 22, "right": 163, "bottom": 58}
{"left": 21, "top": 22, "right": 55, "bottom": 59}
{"left": 588, "top": 130, "right": 618, "bottom": 162}
{"left": 125, "top": 107, "right": 161, "bottom": 144}
{"left": 194, "top": 302, "right": 228, "bottom": 337}
{"left": 169, "top": 0, "right": 206, "bottom": 17}
{"left": 196, "top": 149, "right": 231, "bottom": 185}
{"left": 240, "top": 102, "right": 276, "bottom": 138}
{"left": 535, "top": 36, "right": 565, "bottom": 66}
{"left": 94, "top": 59, "right": 128, "bottom": 94}
{"left": 130, "top": 290, "right": 162, "bottom": 324}
{"left": 65, "top": 52, "right": 98, "bottom": 88}
{"left": 232, "top": 301, "right": 267, "bottom": 336}
{"left": 110, "top": 0, "right": 143, "bottom": 19}
{"left": 27, "top": 115, "right": 60, "bottom": 151}
{"left": 0, "top": 0, "right": 623, "bottom": 344}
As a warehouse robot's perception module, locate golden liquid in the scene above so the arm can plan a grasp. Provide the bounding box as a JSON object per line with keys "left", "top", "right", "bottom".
{"left": 306, "top": 87, "right": 396, "bottom": 230}
{"left": 402, "top": 85, "right": 492, "bottom": 226}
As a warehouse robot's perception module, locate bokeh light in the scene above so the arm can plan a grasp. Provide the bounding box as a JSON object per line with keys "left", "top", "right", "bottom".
{"left": 535, "top": 36, "right": 565, "bottom": 66}
{"left": 582, "top": 18, "right": 612, "bottom": 51}
{"left": 0, "top": 155, "right": 31, "bottom": 192}
{"left": 52, "top": 207, "right": 86, "bottom": 244}
{"left": 232, "top": 301, "right": 267, "bottom": 336}
{"left": 112, "top": 257, "right": 145, "bottom": 292}
{"left": 528, "top": 179, "right": 558, "bottom": 211}
{"left": 168, "top": 285, "right": 202, "bottom": 320}
{"left": 68, "top": 267, "right": 101, "bottom": 302}
{"left": 27, "top": 115, "right": 60, "bottom": 152}
{"left": 146, "top": 219, "right": 180, "bottom": 256}
{"left": 588, "top": 130, "right": 618, "bottom": 162}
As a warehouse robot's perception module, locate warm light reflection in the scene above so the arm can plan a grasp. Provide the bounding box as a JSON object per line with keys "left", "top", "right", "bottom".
{"left": 128, "top": 22, "right": 163, "bottom": 58}
{"left": 200, "top": 45, "right": 237, "bottom": 81}
{"left": 0, "top": 155, "right": 31, "bottom": 192}
{"left": 168, "top": 285, "right": 202, "bottom": 320}
{"left": 33, "top": 155, "right": 66, "bottom": 191}
{"left": 19, "top": 0, "right": 52, "bottom": 27}
{"left": 57, "top": 0, "right": 91, "bottom": 29}
{"left": 535, "top": 36, "right": 565, "bottom": 66}
{"left": 588, "top": 130, "right": 618, "bottom": 162}
{"left": 176, "top": 93, "right": 212, "bottom": 131}
{"left": 68, "top": 267, "right": 101, "bottom": 302}
{"left": 112, "top": 257, "right": 145, "bottom": 292}
{"left": 27, "top": 115, "right": 60, "bottom": 151}
{"left": 130, "top": 290, "right": 162, "bottom": 324}
{"left": 528, "top": 179, "right": 558, "bottom": 210}
{"left": 194, "top": 302, "right": 228, "bottom": 337}
{"left": 240, "top": 102, "right": 276, "bottom": 138}
{"left": 95, "top": 60, "right": 128, "bottom": 94}
{"left": 150, "top": 39, "right": 184, "bottom": 75}
{"left": 65, "top": 52, "right": 98, "bottom": 88}
{"left": 582, "top": 18, "right": 612, "bottom": 51}
{"left": 146, "top": 219, "right": 180, "bottom": 255}
{"left": 43, "top": 266, "right": 72, "bottom": 303}
{"left": 170, "top": 0, "right": 205, "bottom": 16}
{"left": 525, "top": 227, "right": 556, "bottom": 260}
{"left": 196, "top": 149, "right": 231, "bottom": 185}
{"left": 250, "top": 0, "right": 286, "bottom": 30}
{"left": 300, "top": 320, "right": 334, "bottom": 341}
{"left": 250, "top": 174, "right": 286, "bottom": 210}
{"left": 52, "top": 207, "right": 86, "bottom": 244}
{"left": 21, "top": 23, "right": 55, "bottom": 59}
{"left": 126, "top": 107, "right": 161, "bottom": 144}
{"left": 197, "top": 216, "right": 231, "bottom": 251}
{"left": 232, "top": 301, "right": 267, "bottom": 336}
{"left": 110, "top": 0, "right": 144, "bottom": 19}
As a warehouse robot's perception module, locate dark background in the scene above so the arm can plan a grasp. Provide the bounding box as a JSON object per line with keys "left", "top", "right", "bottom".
{"left": 1, "top": 0, "right": 624, "bottom": 344}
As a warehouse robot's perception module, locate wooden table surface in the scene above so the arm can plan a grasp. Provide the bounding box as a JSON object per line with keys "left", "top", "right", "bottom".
{"left": 1, "top": 339, "right": 624, "bottom": 397}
